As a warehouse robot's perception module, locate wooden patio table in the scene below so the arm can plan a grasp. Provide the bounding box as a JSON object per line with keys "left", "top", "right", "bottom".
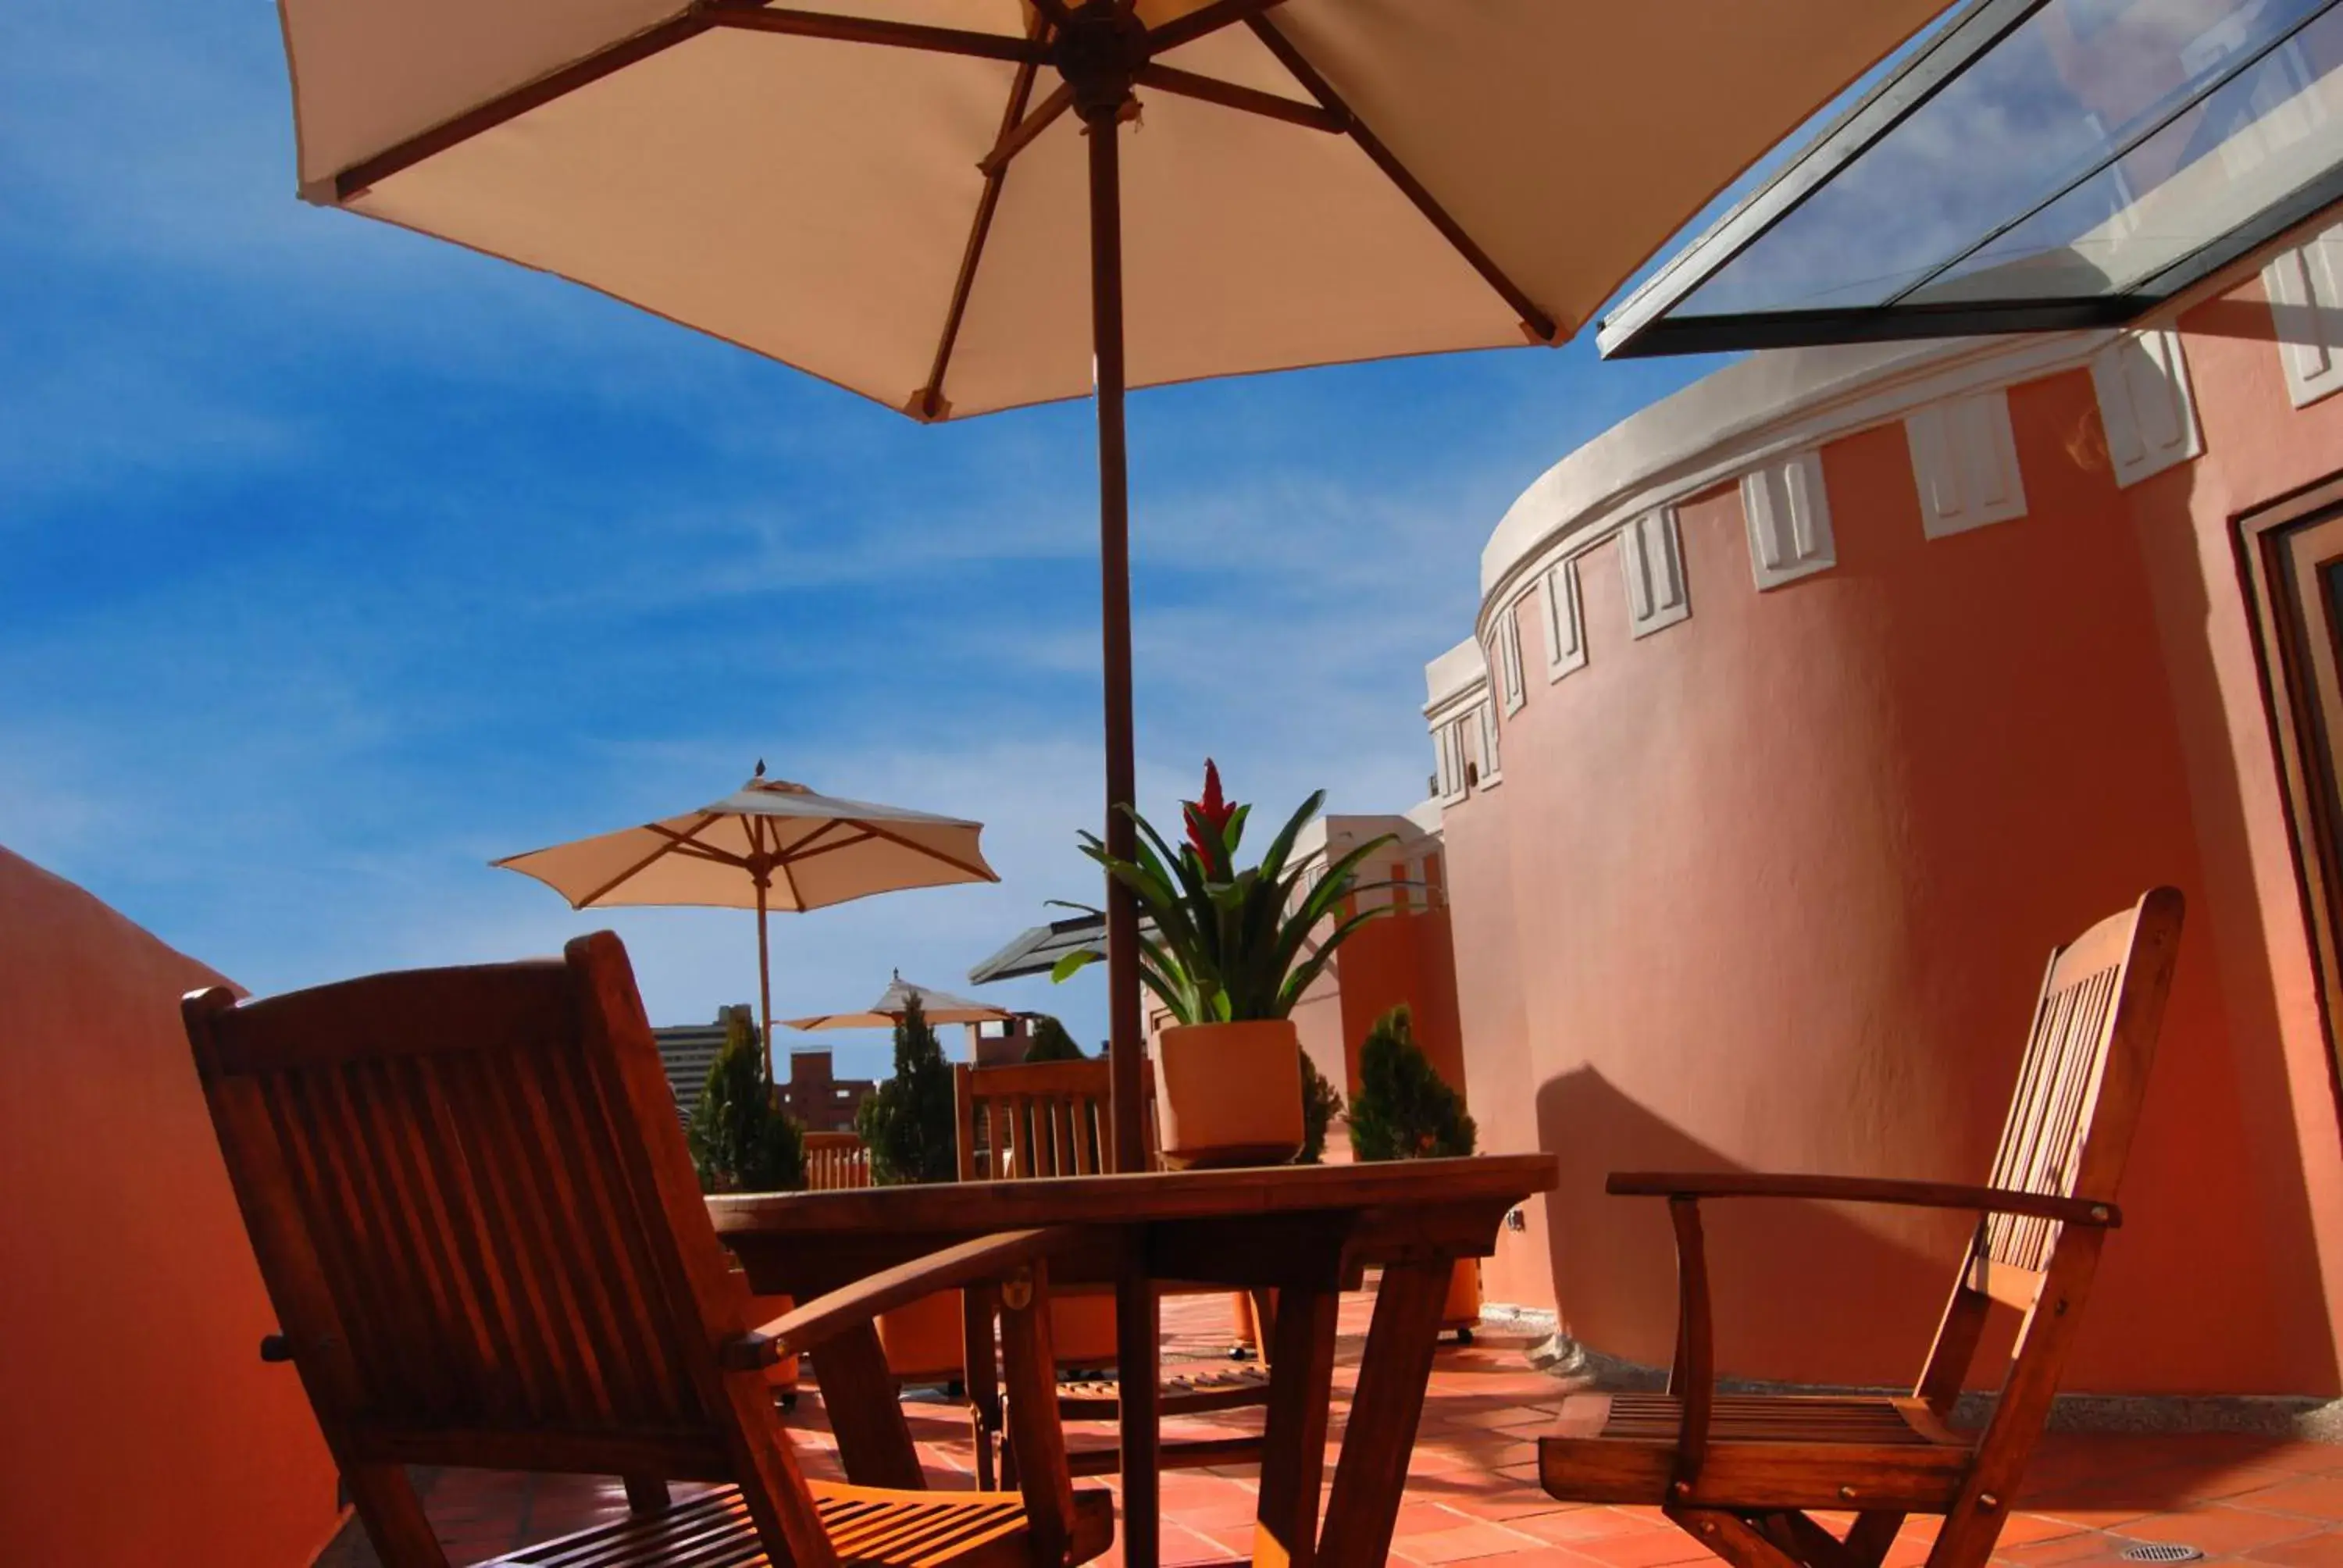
{"left": 710, "top": 1153, "right": 1557, "bottom": 1568}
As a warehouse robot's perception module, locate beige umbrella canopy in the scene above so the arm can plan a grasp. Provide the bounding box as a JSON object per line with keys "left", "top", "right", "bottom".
{"left": 783, "top": 971, "right": 1012, "bottom": 1031}
{"left": 493, "top": 767, "right": 997, "bottom": 1046}
{"left": 280, "top": 0, "right": 1942, "bottom": 1173}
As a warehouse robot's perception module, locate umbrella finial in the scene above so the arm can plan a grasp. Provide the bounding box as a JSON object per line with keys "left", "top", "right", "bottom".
{"left": 754, "top": 758, "right": 766, "bottom": 778}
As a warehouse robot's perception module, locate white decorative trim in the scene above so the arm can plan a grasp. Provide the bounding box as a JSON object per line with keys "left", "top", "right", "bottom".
{"left": 2263, "top": 221, "right": 2343, "bottom": 408}
{"left": 1543, "top": 558, "right": 1588, "bottom": 682}
{"left": 1433, "top": 714, "right": 1469, "bottom": 805}
{"left": 1621, "top": 507, "right": 1690, "bottom": 638}
{"left": 1492, "top": 602, "right": 1527, "bottom": 715}
{"left": 2091, "top": 330, "right": 2202, "bottom": 489}
{"left": 1478, "top": 329, "right": 2124, "bottom": 625}
{"left": 1740, "top": 451, "right": 1836, "bottom": 588}
{"left": 1423, "top": 638, "right": 1489, "bottom": 718}
{"left": 1905, "top": 389, "right": 2027, "bottom": 538}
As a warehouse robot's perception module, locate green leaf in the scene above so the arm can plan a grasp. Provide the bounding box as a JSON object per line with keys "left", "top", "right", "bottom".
{"left": 1050, "top": 949, "right": 1103, "bottom": 984}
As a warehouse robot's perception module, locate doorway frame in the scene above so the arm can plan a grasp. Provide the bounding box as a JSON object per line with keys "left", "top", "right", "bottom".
{"left": 2238, "top": 471, "right": 2343, "bottom": 1107}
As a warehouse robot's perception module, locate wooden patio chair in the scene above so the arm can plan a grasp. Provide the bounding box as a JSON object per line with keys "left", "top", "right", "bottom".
{"left": 954, "top": 1060, "right": 1272, "bottom": 1484}
{"left": 1539, "top": 887, "right": 2184, "bottom": 1568}
{"left": 184, "top": 932, "right": 1112, "bottom": 1568}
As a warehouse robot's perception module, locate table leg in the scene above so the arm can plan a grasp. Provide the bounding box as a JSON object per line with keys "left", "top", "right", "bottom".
{"left": 1252, "top": 1282, "right": 1338, "bottom": 1568}
{"left": 1117, "top": 1251, "right": 1161, "bottom": 1568}
{"left": 1315, "top": 1259, "right": 1450, "bottom": 1568}
{"left": 963, "top": 1283, "right": 1001, "bottom": 1490}
{"left": 808, "top": 1321, "right": 925, "bottom": 1491}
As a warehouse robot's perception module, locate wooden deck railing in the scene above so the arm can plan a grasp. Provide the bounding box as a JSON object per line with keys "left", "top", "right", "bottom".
{"left": 804, "top": 1131, "right": 871, "bottom": 1190}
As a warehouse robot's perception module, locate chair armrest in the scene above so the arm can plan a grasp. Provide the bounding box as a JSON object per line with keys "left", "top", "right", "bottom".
{"left": 1607, "top": 1171, "right": 2119, "bottom": 1228}
{"left": 718, "top": 1224, "right": 1102, "bottom": 1370}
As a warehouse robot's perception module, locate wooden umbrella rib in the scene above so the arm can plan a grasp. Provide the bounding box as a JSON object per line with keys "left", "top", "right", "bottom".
{"left": 772, "top": 829, "right": 881, "bottom": 864}
{"left": 1134, "top": 64, "right": 1344, "bottom": 132}
{"left": 1147, "top": 0, "right": 1290, "bottom": 55}
{"left": 913, "top": 22, "right": 1050, "bottom": 419}
{"left": 978, "top": 82, "right": 1072, "bottom": 177}
{"left": 329, "top": 12, "right": 715, "bottom": 201}
{"left": 853, "top": 821, "right": 999, "bottom": 882}
{"left": 1244, "top": 15, "right": 1560, "bottom": 344}
{"left": 704, "top": 5, "right": 1047, "bottom": 64}
{"left": 572, "top": 812, "right": 729, "bottom": 907}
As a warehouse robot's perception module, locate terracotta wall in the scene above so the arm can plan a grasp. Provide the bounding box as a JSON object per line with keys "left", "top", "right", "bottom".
{"left": 0, "top": 848, "right": 342, "bottom": 1564}
{"left": 1439, "top": 273, "right": 2343, "bottom": 1395}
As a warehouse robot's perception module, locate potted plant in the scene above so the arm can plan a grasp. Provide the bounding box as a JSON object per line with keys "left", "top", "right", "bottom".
{"left": 1057, "top": 761, "right": 1393, "bottom": 1168}
{"left": 686, "top": 1004, "right": 808, "bottom": 1399}
{"left": 1348, "top": 1003, "right": 1484, "bottom": 1339}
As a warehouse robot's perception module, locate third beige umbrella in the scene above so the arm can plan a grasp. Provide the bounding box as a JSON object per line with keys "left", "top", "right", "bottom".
{"left": 494, "top": 765, "right": 997, "bottom": 1049}
{"left": 273, "top": 0, "right": 1946, "bottom": 1173}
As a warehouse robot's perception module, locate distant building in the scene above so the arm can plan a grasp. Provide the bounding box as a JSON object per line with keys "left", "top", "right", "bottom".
{"left": 651, "top": 1026, "right": 876, "bottom": 1133}
{"left": 650, "top": 1022, "right": 726, "bottom": 1123}
{"left": 777, "top": 1049, "right": 875, "bottom": 1133}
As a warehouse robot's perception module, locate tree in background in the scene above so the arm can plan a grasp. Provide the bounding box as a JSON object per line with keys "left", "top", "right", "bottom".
{"left": 1022, "top": 1014, "right": 1088, "bottom": 1063}
{"left": 1346, "top": 1004, "right": 1475, "bottom": 1161}
{"left": 1297, "top": 1053, "right": 1344, "bottom": 1165}
{"left": 687, "top": 1003, "right": 807, "bottom": 1193}
{"left": 857, "top": 993, "right": 958, "bottom": 1185}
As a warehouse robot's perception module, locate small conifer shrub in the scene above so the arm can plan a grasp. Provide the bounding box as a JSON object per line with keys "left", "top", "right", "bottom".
{"left": 1022, "top": 1014, "right": 1088, "bottom": 1064}
{"left": 1297, "top": 1052, "right": 1344, "bottom": 1165}
{"left": 686, "top": 1004, "right": 807, "bottom": 1193}
{"left": 1346, "top": 1004, "right": 1475, "bottom": 1161}
{"left": 856, "top": 993, "right": 958, "bottom": 1185}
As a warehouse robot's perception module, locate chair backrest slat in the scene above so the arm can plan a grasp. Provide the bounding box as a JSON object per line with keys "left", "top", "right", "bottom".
{"left": 954, "top": 1060, "right": 1115, "bottom": 1182}
{"left": 1981, "top": 900, "right": 2167, "bottom": 1275}
{"left": 184, "top": 935, "right": 829, "bottom": 1556}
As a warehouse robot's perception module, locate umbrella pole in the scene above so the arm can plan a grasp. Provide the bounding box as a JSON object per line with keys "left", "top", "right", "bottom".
{"left": 1086, "top": 85, "right": 1146, "bottom": 1179}
{"left": 755, "top": 871, "right": 774, "bottom": 1064}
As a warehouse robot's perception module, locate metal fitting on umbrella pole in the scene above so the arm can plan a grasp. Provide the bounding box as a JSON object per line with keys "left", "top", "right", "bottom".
{"left": 1056, "top": 1, "right": 1146, "bottom": 124}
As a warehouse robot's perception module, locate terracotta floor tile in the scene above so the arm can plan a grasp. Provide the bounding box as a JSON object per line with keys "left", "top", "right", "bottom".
{"left": 1992, "top": 1527, "right": 2127, "bottom": 1565}
{"left": 1568, "top": 1524, "right": 1716, "bottom": 1568}
{"left": 2247, "top": 1533, "right": 2343, "bottom": 1566}
{"left": 2119, "top": 1506, "right": 2330, "bottom": 1556}
{"left": 2233, "top": 1478, "right": 2343, "bottom": 1521}
{"left": 1507, "top": 1509, "right": 1672, "bottom": 1547}
{"left": 1394, "top": 1520, "right": 1553, "bottom": 1563}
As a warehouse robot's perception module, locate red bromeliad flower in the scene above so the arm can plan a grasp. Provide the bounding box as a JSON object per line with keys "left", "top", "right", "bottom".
{"left": 1182, "top": 759, "right": 1237, "bottom": 861}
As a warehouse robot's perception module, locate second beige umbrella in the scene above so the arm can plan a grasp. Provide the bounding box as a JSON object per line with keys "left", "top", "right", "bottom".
{"left": 494, "top": 764, "right": 998, "bottom": 1049}
{"left": 782, "top": 971, "right": 1011, "bottom": 1031}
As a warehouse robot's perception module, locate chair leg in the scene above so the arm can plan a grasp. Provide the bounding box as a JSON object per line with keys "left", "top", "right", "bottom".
{"left": 1844, "top": 1513, "right": 1906, "bottom": 1568}
{"left": 1766, "top": 1509, "right": 1857, "bottom": 1568}
{"left": 622, "top": 1477, "right": 672, "bottom": 1516}
{"left": 1666, "top": 1508, "right": 1806, "bottom": 1568}
{"left": 344, "top": 1462, "right": 451, "bottom": 1568}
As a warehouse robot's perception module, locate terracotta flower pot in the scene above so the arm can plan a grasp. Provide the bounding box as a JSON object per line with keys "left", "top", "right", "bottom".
{"left": 875, "top": 1288, "right": 965, "bottom": 1384}
{"left": 1441, "top": 1257, "right": 1482, "bottom": 1335}
{"left": 1154, "top": 1019, "right": 1305, "bottom": 1169}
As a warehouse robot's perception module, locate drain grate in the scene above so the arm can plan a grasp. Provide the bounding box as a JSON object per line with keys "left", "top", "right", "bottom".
{"left": 2120, "top": 1546, "right": 2204, "bottom": 1563}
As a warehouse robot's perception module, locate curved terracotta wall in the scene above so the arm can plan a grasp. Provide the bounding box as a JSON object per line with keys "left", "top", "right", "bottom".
{"left": 0, "top": 848, "right": 341, "bottom": 1563}
{"left": 1443, "top": 276, "right": 2343, "bottom": 1395}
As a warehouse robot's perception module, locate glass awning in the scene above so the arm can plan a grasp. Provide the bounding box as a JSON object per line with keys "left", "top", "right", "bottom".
{"left": 1599, "top": 0, "right": 2343, "bottom": 357}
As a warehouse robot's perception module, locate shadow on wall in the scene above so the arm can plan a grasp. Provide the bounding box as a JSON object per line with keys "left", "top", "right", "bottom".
{"left": 1535, "top": 1065, "right": 2013, "bottom": 1389}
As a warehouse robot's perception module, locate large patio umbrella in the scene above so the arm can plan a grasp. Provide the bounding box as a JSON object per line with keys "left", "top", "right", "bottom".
{"left": 276, "top": 0, "right": 1944, "bottom": 1170}
{"left": 493, "top": 767, "right": 997, "bottom": 1049}
{"left": 782, "top": 971, "right": 1012, "bottom": 1031}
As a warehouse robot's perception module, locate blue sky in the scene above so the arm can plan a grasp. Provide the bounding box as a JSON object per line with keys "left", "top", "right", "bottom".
{"left": 1, "top": 0, "right": 1731, "bottom": 1078}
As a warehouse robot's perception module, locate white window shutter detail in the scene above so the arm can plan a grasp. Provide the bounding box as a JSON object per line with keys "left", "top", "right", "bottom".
{"left": 1492, "top": 604, "right": 1526, "bottom": 714}
{"left": 1905, "top": 389, "right": 2027, "bottom": 538}
{"left": 1544, "top": 558, "right": 1588, "bottom": 682}
{"left": 2263, "top": 222, "right": 2343, "bottom": 408}
{"left": 2091, "top": 330, "right": 2202, "bottom": 488}
{"left": 1740, "top": 451, "right": 1836, "bottom": 588}
{"left": 1620, "top": 507, "right": 1690, "bottom": 637}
